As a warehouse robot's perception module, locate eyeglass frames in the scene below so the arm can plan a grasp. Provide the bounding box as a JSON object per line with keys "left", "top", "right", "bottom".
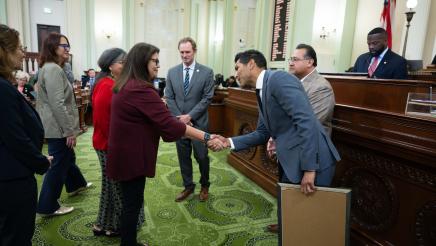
{"left": 288, "top": 57, "right": 311, "bottom": 63}
{"left": 58, "top": 44, "right": 71, "bottom": 49}
{"left": 150, "top": 58, "right": 160, "bottom": 66}
{"left": 19, "top": 45, "right": 27, "bottom": 52}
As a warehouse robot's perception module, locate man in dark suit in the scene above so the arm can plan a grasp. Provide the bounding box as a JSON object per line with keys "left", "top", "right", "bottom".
{"left": 209, "top": 50, "right": 340, "bottom": 241}
{"left": 81, "top": 68, "right": 96, "bottom": 89}
{"left": 165, "top": 37, "right": 215, "bottom": 202}
{"left": 352, "top": 27, "right": 408, "bottom": 79}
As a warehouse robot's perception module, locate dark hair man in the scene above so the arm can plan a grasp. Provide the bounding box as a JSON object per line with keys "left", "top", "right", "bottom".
{"left": 209, "top": 49, "right": 341, "bottom": 239}
{"left": 352, "top": 27, "right": 407, "bottom": 79}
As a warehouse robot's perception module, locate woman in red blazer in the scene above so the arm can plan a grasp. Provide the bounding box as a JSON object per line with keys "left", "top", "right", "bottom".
{"left": 106, "top": 42, "right": 218, "bottom": 246}
{"left": 91, "top": 48, "right": 144, "bottom": 237}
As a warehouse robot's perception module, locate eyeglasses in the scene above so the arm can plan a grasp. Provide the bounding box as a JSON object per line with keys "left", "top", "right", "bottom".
{"left": 115, "top": 59, "right": 125, "bottom": 65}
{"left": 150, "top": 58, "right": 159, "bottom": 66}
{"left": 58, "top": 44, "right": 70, "bottom": 49}
{"left": 288, "top": 57, "right": 310, "bottom": 63}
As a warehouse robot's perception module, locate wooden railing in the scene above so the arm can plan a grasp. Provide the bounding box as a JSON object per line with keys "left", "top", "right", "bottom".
{"left": 23, "top": 52, "right": 39, "bottom": 74}
{"left": 73, "top": 81, "right": 90, "bottom": 133}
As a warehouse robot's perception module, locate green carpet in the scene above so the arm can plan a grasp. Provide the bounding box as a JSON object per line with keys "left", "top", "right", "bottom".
{"left": 33, "top": 128, "right": 278, "bottom": 246}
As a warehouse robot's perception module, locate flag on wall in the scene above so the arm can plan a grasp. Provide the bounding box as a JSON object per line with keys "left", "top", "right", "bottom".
{"left": 380, "top": 0, "right": 396, "bottom": 48}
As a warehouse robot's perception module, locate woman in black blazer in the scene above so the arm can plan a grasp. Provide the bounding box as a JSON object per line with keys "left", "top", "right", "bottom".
{"left": 0, "top": 24, "right": 51, "bottom": 246}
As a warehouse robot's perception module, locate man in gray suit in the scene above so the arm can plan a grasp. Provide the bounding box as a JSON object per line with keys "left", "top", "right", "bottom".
{"left": 165, "top": 37, "right": 215, "bottom": 202}
{"left": 210, "top": 50, "right": 340, "bottom": 239}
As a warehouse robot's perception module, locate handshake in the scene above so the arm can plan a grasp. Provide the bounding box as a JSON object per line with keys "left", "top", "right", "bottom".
{"left": 207, "top": 135, "right": 231, "bottom": 151}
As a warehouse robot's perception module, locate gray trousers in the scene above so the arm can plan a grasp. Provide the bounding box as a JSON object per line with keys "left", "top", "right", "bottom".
{"left": 176, "top": 138, "right": 210, "bottom": 190}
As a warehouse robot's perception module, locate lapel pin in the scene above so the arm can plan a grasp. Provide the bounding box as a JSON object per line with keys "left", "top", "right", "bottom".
{"left": 384, "top": 61, "right": 387, "bottom": 64}
{"left": 196, "top": 69, "right": 199, "bottom": 72}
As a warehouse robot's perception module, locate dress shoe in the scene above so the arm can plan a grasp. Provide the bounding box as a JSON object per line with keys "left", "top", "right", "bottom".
{"left": 199, "top": 187, "right": 209, "bottom": 202}
{"left": 175, "top": 188, "right": 194, "bottom": 202}
{"left": 68, "top": 182, "right": 93, "bottom": 197}
{"left": 92, "top": 225, "right": 105, "bottom": 236}
{"left": 39, "top": 206, "right": 74, "bottom": 217}
{"left": 266, "top": 224, "right": 279, "bottom": 233}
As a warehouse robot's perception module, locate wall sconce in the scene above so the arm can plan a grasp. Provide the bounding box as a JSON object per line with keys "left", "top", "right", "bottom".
{"left": 402, "top": 0, "right": 418, "bottom": 57}
{"left": 319, "top": 26, "right": 336, "bottom": 39}
{"left": 238, "top": 38, "right": 246, "bottom": 49}
{"left": 102, "top": 29, "right": 114, "bottom": 39}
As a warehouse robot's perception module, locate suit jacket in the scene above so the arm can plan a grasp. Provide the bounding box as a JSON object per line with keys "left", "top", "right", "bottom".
{"left": 231, "top": 70, "right": 341, "bottom": 184}
{"left": 0, "top": 76, "right": 49, "bottom": 181}
{"left": 352, "top": 49, "right": 408, "bottom": 79}
{"left": 63, "top": 62, "right": 75, "bottom": 84}
{"left": 81, "top": 76, "right": 89, "bottom": 89}
{"left": 107, "top": 80, "right": 186, "bottom": 181}
{"left": 301, "top": 70, "right": 335, "bottom": 136}
{"left": 165, "top": 62, "right": 215, "bottom": 131}
{"left": 36, "top": 62, "right": 80, "bottom": 138}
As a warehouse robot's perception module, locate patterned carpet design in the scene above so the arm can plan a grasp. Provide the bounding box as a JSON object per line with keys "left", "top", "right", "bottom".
{"left": 33, "top": 128, "right": 278, "bottom": 246}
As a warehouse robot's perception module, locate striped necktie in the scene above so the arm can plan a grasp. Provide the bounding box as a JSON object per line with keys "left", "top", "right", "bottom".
{"left": 368, "top": 56, "right": 379, "bottom": 77}
{"left": 184, "top": 67, "right": 190, "bottom": 95}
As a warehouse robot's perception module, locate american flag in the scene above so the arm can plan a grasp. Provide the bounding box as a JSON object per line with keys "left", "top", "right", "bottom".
{"left": 380, "top": 0, "right": 396, "bottom": 48}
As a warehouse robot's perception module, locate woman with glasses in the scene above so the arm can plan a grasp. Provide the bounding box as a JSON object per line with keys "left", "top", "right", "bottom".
{"left": 106, "top": 42, "right": 221, "bottom": 246}
{"left": 91, "top": 48, "right": 144, "bottom": 237}
{"left": 35, "top": 32, "right": 92, "bottom": 217}
{"left": 0, "top": 24, "right": 51, "bottom": 246}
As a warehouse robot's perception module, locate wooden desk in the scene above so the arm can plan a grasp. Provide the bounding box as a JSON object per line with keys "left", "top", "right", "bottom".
{"left": 208, "top": 88, "right": 228, "bottom": 134}
{"left": 209, "top": 77, "right": 436, "bottom": 246}
{"left": 327, "top": 76, "right": 436, "bottom": 246}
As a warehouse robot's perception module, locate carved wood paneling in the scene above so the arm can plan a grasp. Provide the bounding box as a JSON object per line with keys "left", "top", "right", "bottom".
{"left": 341, "top": 166, "right": 398, "bottom": 231}
{"left": 415, "top": 200, "right": 436, "bottom": 246}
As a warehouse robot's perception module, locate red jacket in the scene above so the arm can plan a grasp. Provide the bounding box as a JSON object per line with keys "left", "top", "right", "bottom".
{"left": 106, "top": 79, "right": 186, "bottom": 181}
{"left": 92, "top": 77, "right": 114, "bottom": 151}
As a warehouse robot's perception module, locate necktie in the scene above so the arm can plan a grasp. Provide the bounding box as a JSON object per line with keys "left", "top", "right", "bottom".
{"left": 368, "top": 56, "right": 379, "bottom": 77}
{"left": 184, "top": 68, "right": 190, "bottom": 95}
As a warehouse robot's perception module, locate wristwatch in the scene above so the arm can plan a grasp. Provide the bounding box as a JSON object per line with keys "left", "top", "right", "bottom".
{"left": 204, "top": 132, "right": 211, "bottom": 142}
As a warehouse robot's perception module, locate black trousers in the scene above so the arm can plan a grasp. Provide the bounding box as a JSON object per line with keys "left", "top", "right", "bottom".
{"left": 176, "top": 138, "right": 210, "bottom": 190}
{"left": 120, "top": 176, "right": 145, "bottom": 246}
{"left": 0, "top": 176, "right": 37, "bottom": 246}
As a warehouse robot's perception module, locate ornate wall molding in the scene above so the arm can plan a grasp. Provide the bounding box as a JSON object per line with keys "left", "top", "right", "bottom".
{"left": 415, "top": 200, "right": 436, "bottom": 246}
{"left": 233, "top": 123, "right": 257, "bottom": 160}
{"left": 259, "top": 145, "right": 278, "bottom": 176}
{"left": 341, "top": 167, "right": 399, "bottom": 231}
